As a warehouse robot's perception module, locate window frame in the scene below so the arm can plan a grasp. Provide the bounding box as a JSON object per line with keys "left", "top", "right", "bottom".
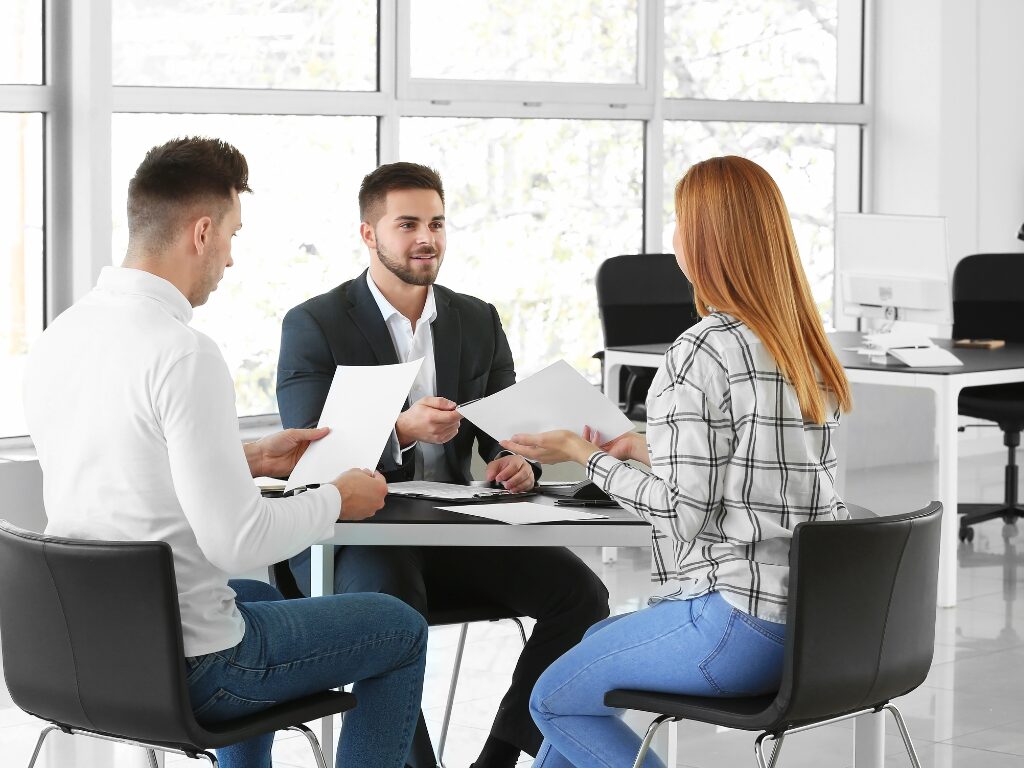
{"left": 0, "top": 0, "right": 873, "bottom": 447}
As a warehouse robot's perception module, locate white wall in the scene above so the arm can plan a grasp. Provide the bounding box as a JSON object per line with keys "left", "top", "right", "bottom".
{"left": 844, "top": 0, "right": 1024, "bottom": 471}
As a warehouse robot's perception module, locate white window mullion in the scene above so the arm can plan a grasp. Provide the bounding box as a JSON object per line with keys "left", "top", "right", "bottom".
{"left": 643, "top": 0, "right": 665, "bottom": 253}
{"left": 378, "top": 0, "right": 400, "bottom": 164}
{"left": 47, "top": 0, "right": 112, "bottom": 319}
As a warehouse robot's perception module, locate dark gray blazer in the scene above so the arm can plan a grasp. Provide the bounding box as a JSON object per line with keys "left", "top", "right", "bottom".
{"left": 277, "top": 270, "right": 532, "bottom": 484}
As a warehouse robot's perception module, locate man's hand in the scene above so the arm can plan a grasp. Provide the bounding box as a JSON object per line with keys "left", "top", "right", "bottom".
{"left": 486, "top": 454, "right": 536, "bottom": 493}
{"left": 395, "top": 396, "right": 462, "bottom": 446}
{"left": 245, "top": 427, "right": 329, "bottom": 478}
{"left": 332, "top": 468, "right": 387, "bottom": 521}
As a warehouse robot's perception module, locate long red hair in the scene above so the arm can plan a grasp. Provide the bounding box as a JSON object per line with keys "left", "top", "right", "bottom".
{"left": 675, "top": 156, "right": 851, "bottom": 424}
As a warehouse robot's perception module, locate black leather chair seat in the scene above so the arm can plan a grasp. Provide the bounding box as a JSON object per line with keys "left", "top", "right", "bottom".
{"left": 959, "top": 382, "right": 1024, "bottom": 430}
{"left": 605, "top": 690, "right": 778, "bottom": 730}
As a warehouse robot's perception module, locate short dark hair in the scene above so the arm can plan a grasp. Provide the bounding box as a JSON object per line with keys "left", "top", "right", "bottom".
{"left": 127, "top": 136, "right": 251, "bottom": 246}
{"left": 358, "top": 162, "right": 444, "bottom": 224}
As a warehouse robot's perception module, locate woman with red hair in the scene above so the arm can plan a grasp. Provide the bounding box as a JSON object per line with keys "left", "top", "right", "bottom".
{"left": 504, "top": 156, "right": 853, "bottom": 768}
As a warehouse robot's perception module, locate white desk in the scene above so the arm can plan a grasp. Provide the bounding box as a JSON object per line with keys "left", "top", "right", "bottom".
{"left": 309, "top": 494, "right": 652, "bottom": 768}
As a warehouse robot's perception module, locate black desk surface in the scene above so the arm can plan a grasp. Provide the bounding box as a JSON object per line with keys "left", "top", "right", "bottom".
{"left": 610, "top": 332, "right": 1024, "bottom": 377}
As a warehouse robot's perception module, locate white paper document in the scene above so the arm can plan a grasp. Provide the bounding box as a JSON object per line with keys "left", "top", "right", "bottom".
{"left": 457, "top": 360, "right": 635, "bottom": 443}
{"left": 387, "top": 481, "right": 514, "bottom": 500}
{"left": 285, "top": 360, "right": 423, "bottom": 492}
{"left": 437, "top": 501, "right": 609, "bottom": 525}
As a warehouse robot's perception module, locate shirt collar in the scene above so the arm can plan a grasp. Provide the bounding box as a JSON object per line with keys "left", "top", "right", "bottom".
{"left": 365, "top": 270, "right": 437, "bottom": 327}
{"left": 95, "top": 266, "right": 194, "bottom": 324}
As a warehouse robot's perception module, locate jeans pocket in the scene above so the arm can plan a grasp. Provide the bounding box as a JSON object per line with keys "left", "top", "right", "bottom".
{"left": 698, "top": 610, "right": 785, "bottom": 696}
{"left": 192, "top": 688, "right": 278, "bottom": 724}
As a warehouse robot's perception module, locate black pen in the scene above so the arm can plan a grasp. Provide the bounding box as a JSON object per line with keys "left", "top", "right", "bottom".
{"left": 553, "top": 499, "right": 620, "bottom": 508}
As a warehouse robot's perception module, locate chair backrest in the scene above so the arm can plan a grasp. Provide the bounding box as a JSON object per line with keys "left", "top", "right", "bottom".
{"left": 0, "top": 520, "right": 200, "bottom": 745}
{"left": 952, "top": 253, "right": 1024, "bottom": 343}
{"left": 596, "top": 254, "right": 699, "bottom": 347}
{"left": 773, "top": 502, "right": 941, "bottom": 728}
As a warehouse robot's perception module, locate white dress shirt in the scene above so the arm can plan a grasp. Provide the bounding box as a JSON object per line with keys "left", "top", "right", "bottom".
{"left": 25, "top": 266, "right": 340, "bottom": 656}
{"left": 366, "top": 272, "right": 453, "bottom": 481}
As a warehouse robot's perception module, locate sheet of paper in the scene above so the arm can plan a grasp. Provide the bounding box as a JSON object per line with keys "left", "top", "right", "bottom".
{"left": 285, "top": 359, "right": 423, "bottom": 491}
{"left": 388, "top": 481, "right": 511, "bottom": 500}
{"left": 457, "top": 360, "right": 635, "bottom": 443}
{"left": 253, "top": 476, "right": 286, "bottom": 492}
{"left": 437, "top": 501, "right": 609, "bottom": 525}
{"left": 887, "top": 346, "right": 963, "bottom": 367}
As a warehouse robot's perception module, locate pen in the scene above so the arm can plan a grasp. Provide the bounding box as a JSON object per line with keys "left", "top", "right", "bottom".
{"left": 553, "top": 499, "right": 620, "bottom": 508}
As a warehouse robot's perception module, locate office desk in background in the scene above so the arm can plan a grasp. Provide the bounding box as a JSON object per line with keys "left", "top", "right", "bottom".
{"left": 308, "top": 493, "right": 651, "bottom": 768}
{"left": 604, "top": 332, "right": 1024, "bottom": 610}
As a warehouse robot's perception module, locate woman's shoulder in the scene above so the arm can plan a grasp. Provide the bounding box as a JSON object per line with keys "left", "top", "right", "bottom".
{"left": 666, "top": 313, "right": 737, "bottom": 378}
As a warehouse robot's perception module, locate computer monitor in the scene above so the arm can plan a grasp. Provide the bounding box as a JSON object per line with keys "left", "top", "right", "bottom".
{"left": 836, "top": 213, "right": 951, "bottom": 325}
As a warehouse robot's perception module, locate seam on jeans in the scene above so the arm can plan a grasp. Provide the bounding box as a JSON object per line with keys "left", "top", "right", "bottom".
{"left": 697, "top": 610, "right": 736, "bottom": 694}
{"left": 218, "top": 630, "right": 423, "bottom": 674}
{"left": 733, "top": 609, "right": 786, "bottom": 645}
{"left": 542, "top": 718, "right": 621, "bottom": 768}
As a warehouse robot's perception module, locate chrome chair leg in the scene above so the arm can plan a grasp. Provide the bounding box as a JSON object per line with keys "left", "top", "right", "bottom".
{"left": 198, "top": 751, "right": 219, "bottom": 766}
{"left": 632, "top": 714, "right": 676, "bottom": 768}
{"left": 884, "top": 703, "right": 923, "bottom": 768}
{"left": 437, "top": 622, "right": 470, "bottom": 767}
{"left": 754, "top": 732, "right": 786, "bottom": 768}
{"left": 288, "top": 723, "right": 329, "bottom": 768}
{"left": 146, "top": 747, "right": 161, "bottom": 768}
{"left": 25, "top": 725, "right": 60, "bottom": 768}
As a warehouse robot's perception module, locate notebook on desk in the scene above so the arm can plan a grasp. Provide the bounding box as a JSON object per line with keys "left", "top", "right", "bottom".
{"left": 387, "top": 481, "right": 534, "bottom": 503}
{"left": 536, "top": 480, "right": 612, "bottom": 502}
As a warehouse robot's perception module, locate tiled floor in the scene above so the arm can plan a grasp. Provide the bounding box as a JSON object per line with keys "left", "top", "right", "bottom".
{"left": 3, "top": 451, "right": 1024, "bottom": 767}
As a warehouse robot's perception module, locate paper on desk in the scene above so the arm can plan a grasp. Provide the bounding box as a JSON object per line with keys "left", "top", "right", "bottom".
{"left": 285, "top": 360, "right": 423, "bottom": 492}
{"left": 388, "top": 481, "right": 511, "bottom": 500}
{"left": 437, "top": 501, "right": 609, "bottom": 524}
{"left": 457, "top": 360, "right": 635, "bottom": 443}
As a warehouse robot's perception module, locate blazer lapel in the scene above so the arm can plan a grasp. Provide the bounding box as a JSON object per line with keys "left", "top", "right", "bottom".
{"left": 347, "top": 269, "right": 400, "bottom": 365}
{"left": 431, "top": 289, "right": 461, "bottom": 403}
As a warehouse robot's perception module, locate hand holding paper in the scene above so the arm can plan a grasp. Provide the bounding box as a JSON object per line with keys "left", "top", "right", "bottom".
{"left": 285, "top": 360, "right": 423, "bottom": 492}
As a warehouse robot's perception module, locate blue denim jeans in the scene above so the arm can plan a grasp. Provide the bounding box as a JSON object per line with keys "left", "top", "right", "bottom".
{"left": 186, "top": 579, "right": 427, "bottom": 768}
{"left": 529, "top": 592, "right": 786, "bottom": 768}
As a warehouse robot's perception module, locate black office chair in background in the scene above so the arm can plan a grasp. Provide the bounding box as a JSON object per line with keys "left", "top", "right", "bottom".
{"left": 606, "top": 502, "right": 942, "bottom": 768}
{"left": 271, "top": 561, "right": 527, "bottom": 768}
{"left": 0, "top": 521, "right": 356, "bottom": 768}
{"left": 953, "top": 253, "right": 1024, "bottom": 542}
{"left": 595, "top": 253, "right": 698, "bottom": 419}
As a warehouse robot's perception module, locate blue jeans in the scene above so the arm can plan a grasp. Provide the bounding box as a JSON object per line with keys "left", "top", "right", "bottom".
{"left": 186, "top": 579, "right": 427, "bottom": 768}
{"left": 529, "top": 592, "right": 786, "bottom": 768}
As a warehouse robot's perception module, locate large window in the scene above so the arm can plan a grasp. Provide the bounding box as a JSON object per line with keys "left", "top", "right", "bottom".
{"left": 0, "top": 1, "right": 867, "bottom": 441}
{"left": 0, "top": 1, "right": 43, "bottom": 84}
{"left": 403, "top": 118, "right": 643, "bottom": 379}
{"left": 112, "top": 0, "right": 377, "bottom": 90}
{"left": 0, "top": 114, "right": 44, "bottom": 438}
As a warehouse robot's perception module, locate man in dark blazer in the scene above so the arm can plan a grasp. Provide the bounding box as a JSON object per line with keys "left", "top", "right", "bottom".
{"left": 276, "top": 162, "right": 609, "bottom": 768}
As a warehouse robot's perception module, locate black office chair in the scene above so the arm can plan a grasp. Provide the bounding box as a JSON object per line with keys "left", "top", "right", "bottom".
{"left": 0, "top": 521, "right": 356, "bottom": 768}
{"left": 271, "top": 561, "right": 527, "bottom": 768}
{"left": 595, "top": 254, "right": 698, "bottom": 418}
{"left": 953, "top": 253, "right": 1024, "bottom": 542}
{"left": 605, "top": 502, "right": 941, "bottom": 768}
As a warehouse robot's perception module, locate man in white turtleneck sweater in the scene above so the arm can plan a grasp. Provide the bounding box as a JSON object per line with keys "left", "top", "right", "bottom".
{"left": 24, "top": 137, "right": 427, "bottom": 768}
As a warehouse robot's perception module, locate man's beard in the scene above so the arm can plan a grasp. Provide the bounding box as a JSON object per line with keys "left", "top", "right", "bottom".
{"left": 376, "top": 241, "right": 440, "bottom": 287}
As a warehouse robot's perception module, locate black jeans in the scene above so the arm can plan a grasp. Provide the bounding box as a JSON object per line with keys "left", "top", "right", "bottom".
{"left": 290, "top": 545, "right": 610, "bottom": 764}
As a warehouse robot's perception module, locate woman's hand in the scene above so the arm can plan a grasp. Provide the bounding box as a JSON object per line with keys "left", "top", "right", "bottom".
{"left": 500, "top": 430, "right": 599, "bottom": 466}
{"left": 582, "top": 427, "right": 651, "bottom": 467}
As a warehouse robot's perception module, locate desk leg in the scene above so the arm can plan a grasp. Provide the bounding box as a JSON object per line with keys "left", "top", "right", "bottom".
{"left": 311, "top": 544, "right": 336, "bottom": 768}
{"left": 852, "top": 711, "right": 885, "bottom": 768}
{"left": 933, "top": 379, "right": 960, "bottom": 608}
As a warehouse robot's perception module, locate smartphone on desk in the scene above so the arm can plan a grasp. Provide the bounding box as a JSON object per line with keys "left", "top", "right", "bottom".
{"left": 536, "top": 479, "right": 612, "bottom": 502}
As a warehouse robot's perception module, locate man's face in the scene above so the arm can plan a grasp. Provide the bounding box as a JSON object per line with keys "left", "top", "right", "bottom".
{"left": 192, "top": 190, "right": 241, "bottom": 307}
{"left": 368, "top": 188, "right": 446, "bottom": 287}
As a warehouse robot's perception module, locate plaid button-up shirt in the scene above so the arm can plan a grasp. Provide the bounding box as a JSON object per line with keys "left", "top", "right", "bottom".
{"left": 588, "top": 312, "right": 847, "bottom": 623}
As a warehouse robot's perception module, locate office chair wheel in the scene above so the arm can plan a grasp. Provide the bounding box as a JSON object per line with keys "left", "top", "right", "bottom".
{"left": 1002, "top": 522, "right": 1019, "bottom": 540}
{"left": 959, "top": 526, "right": 974, "bottom": 543}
